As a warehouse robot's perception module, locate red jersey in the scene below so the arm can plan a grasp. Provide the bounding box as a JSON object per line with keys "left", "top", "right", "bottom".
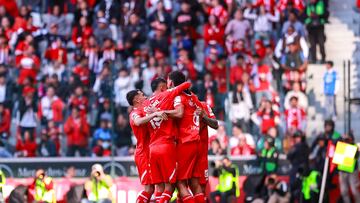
{"left": 73, "top": 66, "right": 90, "bottom": 86}
{"left": 129, "top": 108, "right": 150, "bottom": 156}
{"left": 174, "top": 93, "right": 202, "bottom": 144}
{"left": 199, "top": 102, "right": 216, "bottom": 144}
{"left": 143, "top": 82, "right": 191, "bottom": 147}
{"left": 285, "top": 107, "right": 306, "bottom": 131}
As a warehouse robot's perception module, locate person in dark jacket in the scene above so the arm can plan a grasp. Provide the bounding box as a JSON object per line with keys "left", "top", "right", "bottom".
{"left": 287, "top": 130, "right": 310, "bottom": 201}
{"left": 305, "top": 0, "right": 326, "bottom": 63}
{"left": 37, "top": 129, "right": 57, "bottom": 157}
{"left": 115, "top": 114, "right": 132, "bottom": 156}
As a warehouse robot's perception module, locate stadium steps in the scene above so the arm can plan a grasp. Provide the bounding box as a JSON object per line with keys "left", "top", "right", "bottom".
{"left": 306, "top": 0, "right": 360, "bottom": 140}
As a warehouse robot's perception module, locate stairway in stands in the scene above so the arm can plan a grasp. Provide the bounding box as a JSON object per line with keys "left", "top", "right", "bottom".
{"left": 306, "top": 0, "right": 360, "bottom": 139}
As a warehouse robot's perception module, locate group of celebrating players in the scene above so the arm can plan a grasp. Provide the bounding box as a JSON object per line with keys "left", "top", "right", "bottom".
{"left": 126, "top": 71, "right": 219, "bottom": 203}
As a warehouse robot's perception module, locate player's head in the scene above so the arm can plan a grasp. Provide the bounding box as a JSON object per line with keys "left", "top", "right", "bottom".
{"left": 151, "top": 77, "right": 167, "bottom": 92}
{"left": 168, "top": 70, "right": 186, "bottom": 88}
{"left": 126, "top": 89, "right": 146, "bottom": 106}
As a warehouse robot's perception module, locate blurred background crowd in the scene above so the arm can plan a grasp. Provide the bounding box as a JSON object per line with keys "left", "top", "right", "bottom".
{"left": 0, "top": 0, "right": 337, "bottom": 159}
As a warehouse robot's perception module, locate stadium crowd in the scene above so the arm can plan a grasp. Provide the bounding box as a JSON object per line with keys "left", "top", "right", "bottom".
{"left": 0, "top": 0, "right": 333, "bottom": 160}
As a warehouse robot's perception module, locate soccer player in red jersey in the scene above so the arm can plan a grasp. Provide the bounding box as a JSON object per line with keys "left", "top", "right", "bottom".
{"left": 126, "top": 89, "right": 168, "bottom": 203}
{"left": 144, "top": 77, "right": 192, "bottom": 203}
{"left": 167, "top": 71, "right": 203, "bottom": 202}
{"left": 196, "top": 102, "right": 218, "bottom": 196}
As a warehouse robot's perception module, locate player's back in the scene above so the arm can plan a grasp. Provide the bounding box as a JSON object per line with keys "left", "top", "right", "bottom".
{"left": 144, "top": 90, "right": 178, "bottom": 147}
{"left": 175, "top": 93, "right": 201, "bottom": 144}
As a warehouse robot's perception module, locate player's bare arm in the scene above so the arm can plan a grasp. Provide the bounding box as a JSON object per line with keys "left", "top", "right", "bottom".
{"left": 164, "top": 105, "right": 184, "bottom": 118}
{"left": 133, "top": 111, "right": 168, "bottom": 126}
{"left": 196, "top": 108, "right": 219, "bottom": 129}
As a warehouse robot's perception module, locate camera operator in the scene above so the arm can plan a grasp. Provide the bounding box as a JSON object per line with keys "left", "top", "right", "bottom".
{"left": 252, "top": 174, "right": 290, "bottom": 203}
{"left": 29, "top": 169, "right": 56, "bottom": 203}
{"left": 85, "top": 164, "right": 113, "bottom": 203}
{"left": 210, "top": 157, "right": 240, "bottom": 203}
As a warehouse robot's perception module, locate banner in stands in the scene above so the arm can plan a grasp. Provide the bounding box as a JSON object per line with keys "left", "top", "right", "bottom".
{"left": 0, "top": 156, "right": 291, "bottom": 178}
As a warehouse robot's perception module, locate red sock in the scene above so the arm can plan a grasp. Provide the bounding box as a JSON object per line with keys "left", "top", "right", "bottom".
{"left": 155, "top": 191, "right": 163, "bottom": 203}
{"left": 137, "top": 191, "right": 152, "bottom": 203}
{"left": 194, "top": 193, "right": 205, "bottom": 203}
{"left": 159, "top": 190, "right": 173, "bottom": 203}
{"left": 182, "top": 195, "right": 195, "bottom": 203}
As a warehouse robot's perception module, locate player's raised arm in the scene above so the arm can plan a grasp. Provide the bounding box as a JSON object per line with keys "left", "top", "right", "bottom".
{"left": 167, "top": 81, "right": 192, "bottom": 99}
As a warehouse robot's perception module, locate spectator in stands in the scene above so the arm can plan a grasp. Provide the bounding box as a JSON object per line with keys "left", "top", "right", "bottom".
{"left": 284, "top": 96, "right": 306, "bottom": 133}
{"left": 123, "top": 13, "right": 146, "bottom": 53}
{"left": 148, "top": 1, "right": 172, "bottom": 37}
{"left": 203, "top": 15, "right": 225, "bottom": 49}
{"left": 38, "top": 85, "right": 65, "bottom": 126}
{"left": 225, "top": 9, "right": 252, "bottom": 46}
{"left": 229, "top": 54, "right": 252, "bottom": 86}
{"left": 114, "top": 68, "right": 138, "bottom": 113}
{"left": 74, "top": 0, "right": 94, "bottom": 26}
{"left": 251, "top": 54, "right": 272, "bottom": 107}
{"left": 175, "top": 49, "right": 197, "bottom": 81}
{"left": 196, "top": 72, "right": 217, "bottom": 109}
{"left": 93, "top": 18, "right": 113, "bottom": 45}
{"left": 114, "top": 114, "right": 132, "bottom": 156}
{"left": 0, "top": 139, "right": 11, "bottom": 157}
{"left": 211, "top": 123, "right": 229, "bottom": 153}
{"left": 227, "top": 82, "right": 253, "bottom": 132}
{"left": 15, "top": 129, "right": 37, "bottom": 157}
{"left": 174, "top": 2, "right": 198, "bottom": 42}
{"left": 230, "top": 125, "right": 255, "bottom": 156}
{"left": 275, "top": 25, "right": 309, "bottom": 60}
{"left": 284, "top": 82, "right": 308, "bottom": 109}
{"left": 244, "top": 5, "right": 279, "bottom": 44}
{"left": 97, "top": 0, "right": 121, "bottom": 21}
{"left": 16, "top": 45, "right": 40, "bottom": 85}
{"left": 149, "top": 26, "right": 169, "bottom": 57}
{"left": 17, "top": 86, "right": 37, "bottom": 139}
{"left": 44, "top": 5, "right": 70, "bottom": 37}
{"left": 37, "top": 129, "right": 57, "bottom": 157}
{"left": 92, "top": 114, "right": 112, "bottom": 157}
{"left": 305, "top": 0, "right": 326, "bottom": 63}
{"left": 208, "top": 138, "right": 226, "bottom": 156}
{"left": 281, "top": 11, "right": 306, "bottom": 37}
{"left": 44, "top": 37, "right": 67, "bottom": 66}
{"left": 256, "top": 99, "right": 280, "bottom": 135}
{"left": 69, "top": 86, "right": 88, "bottom": 117}
{"left": 281, "top": 41, "right": 307, "bottom": 92}
{"left": 64, "top": 106, "right": 90, "bottom": 157}
{"left": 0, "top": 102, "right": 10, "bottom": 140}
{"left": 93, "top": 64, "right": 112, "bottom": 99}
{"left": 46, "top": 120, "right": 61, "bottom": 156}
{"left": 323, "top": 61, "right": 339, "bottom": 120}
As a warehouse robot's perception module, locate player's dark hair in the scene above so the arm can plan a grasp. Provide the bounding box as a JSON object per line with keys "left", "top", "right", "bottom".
{"left": 126, "top": 89, "right": 140, "bottom": 106}
{"left": 169, "top": 71, "right": 186, "bottom": 87}
{"left": 151, "top": 78, "right": 166, "bottom": 92}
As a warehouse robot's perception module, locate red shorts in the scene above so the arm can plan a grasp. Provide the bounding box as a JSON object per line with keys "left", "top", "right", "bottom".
{"left": 176, "top": 141, "right": 200, "bottom": 180}
{"left": 134, "top": 153, "right": 151, "bottom": 185}
{"left": 197, "top": 141, "right": 209, "bottom": 185}
{"left": 149, "top": 143, "right": 177, "bottom": 184}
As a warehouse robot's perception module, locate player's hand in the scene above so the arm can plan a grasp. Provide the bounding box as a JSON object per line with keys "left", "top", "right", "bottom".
{"left": 154, "top": 111, "right": 168, "bottom": 120}
{"left": 195, "top": 108, "right": 206, "bottom": 118}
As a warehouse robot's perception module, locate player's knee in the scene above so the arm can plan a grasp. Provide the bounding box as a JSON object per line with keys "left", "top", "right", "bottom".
{"left": 145, "top": 184, "right": 155, "bottom": 194}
